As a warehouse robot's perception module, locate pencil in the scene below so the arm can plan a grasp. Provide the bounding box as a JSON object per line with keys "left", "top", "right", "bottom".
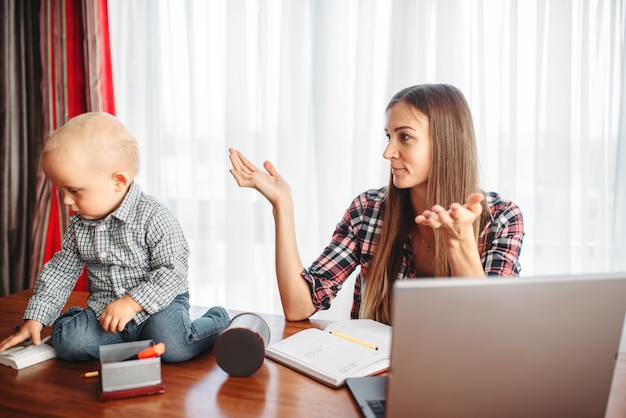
{"left": 329, "top": 331, "right": 378, "bottom": 350}
{"left": 80, "top": 370, "right": 99, "bottom": 378}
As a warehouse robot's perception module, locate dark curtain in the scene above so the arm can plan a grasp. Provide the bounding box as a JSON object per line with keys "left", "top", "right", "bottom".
{"left": 0, "top": 0, "right": 44, "bottom": 296}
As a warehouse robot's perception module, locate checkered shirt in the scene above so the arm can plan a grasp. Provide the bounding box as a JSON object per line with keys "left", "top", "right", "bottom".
{"left": 25, "top": 182, "right": 190, "bottom": 326}
{"left": 301, "top": 187, "right": 525, "bottom": 318}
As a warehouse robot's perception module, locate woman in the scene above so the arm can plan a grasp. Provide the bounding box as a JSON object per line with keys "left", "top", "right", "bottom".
{"left": 229, "top": 84, "right": 524, "bottom": 324}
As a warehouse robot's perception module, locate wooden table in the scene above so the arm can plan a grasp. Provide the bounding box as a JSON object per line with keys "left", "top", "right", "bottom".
{"left": 0, "top": 290, "right": 359, "bottom": 418}
{"left": 1, "top": 289, "right": 626, "bottom": 417}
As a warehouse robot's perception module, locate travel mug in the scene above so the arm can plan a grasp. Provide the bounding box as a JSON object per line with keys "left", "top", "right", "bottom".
{"left": 214, "top": 312, "right": 271, "bottom": 377}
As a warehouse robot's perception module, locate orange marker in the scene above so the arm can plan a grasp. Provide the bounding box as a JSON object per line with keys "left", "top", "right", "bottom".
{"left": 123, "top": 342, "right": 166, "bottom": 361}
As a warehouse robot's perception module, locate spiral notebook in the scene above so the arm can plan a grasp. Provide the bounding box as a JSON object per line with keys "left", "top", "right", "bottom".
{"left": 347, "top": 273, "right": 626, "bottom": 418}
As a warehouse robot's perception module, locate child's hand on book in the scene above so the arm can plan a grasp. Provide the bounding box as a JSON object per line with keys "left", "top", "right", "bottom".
{"left": 0, "top": 320, "right": 44, "bottom": 352}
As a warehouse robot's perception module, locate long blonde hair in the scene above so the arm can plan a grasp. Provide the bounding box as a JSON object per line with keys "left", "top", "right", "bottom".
{"left": 360, "top": 84, "right": 482, "bottom": 324}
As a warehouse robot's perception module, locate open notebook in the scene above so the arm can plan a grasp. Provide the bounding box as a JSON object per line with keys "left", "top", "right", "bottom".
{"left": 347, "top": 273, "right": 626, "bottom": 418}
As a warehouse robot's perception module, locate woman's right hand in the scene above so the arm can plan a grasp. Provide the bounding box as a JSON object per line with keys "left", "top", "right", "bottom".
{"left": 228, "top": 148, "right": 315, "bottom": 320}
{"left": 228, "top": 148, "right": 291, "bottom": 206}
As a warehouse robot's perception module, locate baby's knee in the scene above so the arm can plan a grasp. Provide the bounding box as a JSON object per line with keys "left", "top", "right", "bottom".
{"left": 52, "top": 330, "right": 92, "bottom": 361}
{"left": 51, "top": 308, "right": 99, "bottom": 361}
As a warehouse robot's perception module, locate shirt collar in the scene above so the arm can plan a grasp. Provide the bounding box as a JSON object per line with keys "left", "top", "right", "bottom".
{"left": 110, "top": 181, "right": 141, "bottom": 224}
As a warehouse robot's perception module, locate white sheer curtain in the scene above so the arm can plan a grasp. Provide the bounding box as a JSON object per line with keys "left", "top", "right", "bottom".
{"left": 108, "top": 0, "right": 626, "bottom": 319}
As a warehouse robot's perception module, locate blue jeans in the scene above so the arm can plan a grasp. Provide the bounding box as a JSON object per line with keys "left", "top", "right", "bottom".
{"left": 51, "top": 293, "right": 229, "bottom": 362}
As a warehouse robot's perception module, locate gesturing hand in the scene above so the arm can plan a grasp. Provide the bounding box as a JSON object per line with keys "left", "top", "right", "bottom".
{"left": 228, "top": 148, "right": 292, "bottom": 207}
{"left": 415, "top": 192, "right": 485, "bottom": 244}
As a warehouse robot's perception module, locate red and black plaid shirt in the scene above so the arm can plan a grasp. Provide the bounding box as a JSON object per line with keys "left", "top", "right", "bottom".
{"left": 301, "top": 187, "right": 525, "bottom": 318}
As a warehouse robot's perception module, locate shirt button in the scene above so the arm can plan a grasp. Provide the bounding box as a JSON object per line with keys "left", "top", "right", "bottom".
{"left": 99, "top": 224, "right": 107, "bottom": 231}
{"left": 100, "top": 252, "right": 108, "bottom": 259}
{"left": 119, "top": 288, "right": 126, "bottom": 294}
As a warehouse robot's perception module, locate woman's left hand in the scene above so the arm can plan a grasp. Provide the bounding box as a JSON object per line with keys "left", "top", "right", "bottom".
{"left": 415, "top": 192, "right": 485, "bottom": 243}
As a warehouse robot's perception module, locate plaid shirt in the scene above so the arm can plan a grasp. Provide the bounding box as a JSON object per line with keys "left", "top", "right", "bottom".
{"left": 301, "top": 188, "right": 525, "bottom": 318}
{"left": 25, "top": 182, "right": 190, "bottom": 326}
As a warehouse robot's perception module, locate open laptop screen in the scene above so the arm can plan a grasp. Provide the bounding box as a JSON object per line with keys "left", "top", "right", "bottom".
{"left": 385, "top": 273, "right": 626, "bottom": 418}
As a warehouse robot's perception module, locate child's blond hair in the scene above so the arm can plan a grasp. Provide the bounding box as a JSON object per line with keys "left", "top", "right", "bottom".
{"left": 44, "top": 112, "right": 139, "bottom": 178}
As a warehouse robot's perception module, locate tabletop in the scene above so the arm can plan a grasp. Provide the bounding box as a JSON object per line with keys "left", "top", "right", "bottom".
{"left": 0, "top": 290, "right": 359, "bottom": 418}
{"left": 1, "top": 289, "right": 625, "bottom": 417}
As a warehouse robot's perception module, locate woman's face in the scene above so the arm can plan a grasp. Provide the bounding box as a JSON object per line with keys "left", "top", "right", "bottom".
{"left": 383, "top": 102, "right": 432, "bottom": 190}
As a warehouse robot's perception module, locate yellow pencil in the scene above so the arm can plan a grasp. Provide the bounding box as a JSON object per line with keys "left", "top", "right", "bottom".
{"left": 80, "top": 370, "right": 99, "bottom": 378}
{"left": 329, "top": 331, "right": 378, "bottom": 350}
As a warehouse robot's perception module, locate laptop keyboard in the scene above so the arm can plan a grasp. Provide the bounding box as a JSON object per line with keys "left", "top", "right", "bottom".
{"left": 366, "top": 399, "right": 386, "bottom": 418}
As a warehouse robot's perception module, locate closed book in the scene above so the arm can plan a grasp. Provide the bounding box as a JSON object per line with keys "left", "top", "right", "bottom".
{"left": 0, "top": 338, "right": 57, "bottom": 370}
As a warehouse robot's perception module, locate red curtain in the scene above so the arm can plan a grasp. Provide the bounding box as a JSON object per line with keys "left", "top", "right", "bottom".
{"left": 31, "top": 0, "right": 116, "bottom": 291}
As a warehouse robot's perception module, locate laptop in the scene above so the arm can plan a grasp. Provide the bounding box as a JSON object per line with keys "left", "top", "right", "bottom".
{"left": 346, "top": 273, "right": 626, "bottom": 418}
